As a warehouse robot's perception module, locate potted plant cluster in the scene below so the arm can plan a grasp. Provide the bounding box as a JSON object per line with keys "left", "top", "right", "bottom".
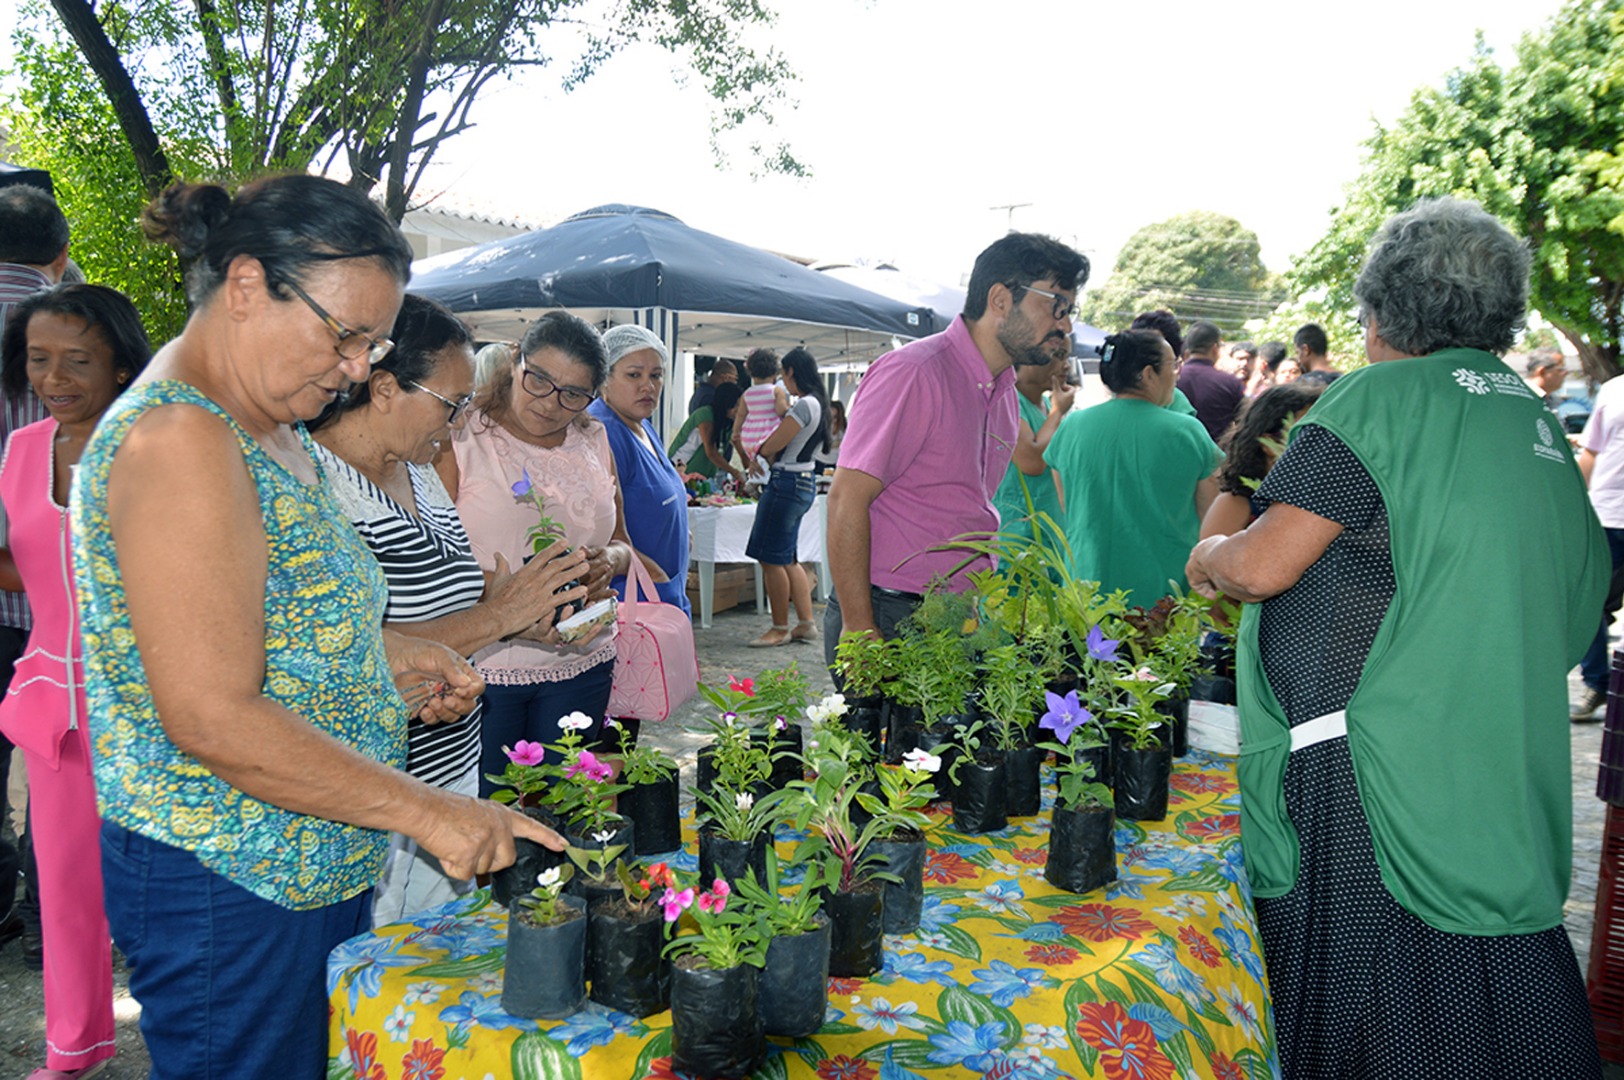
{"left": 662, "top": 875, "right": 769, "bottom": 1079}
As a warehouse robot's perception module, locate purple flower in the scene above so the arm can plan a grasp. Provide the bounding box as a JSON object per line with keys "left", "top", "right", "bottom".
{"left": 1086, "top": 624, "right": 1120, "bottom": 662}
{"left": 511, "top": 469, "right": 533, "bottom": 497}
{"left": 1040, "top": 690, "right": 1092, "bottom": 744}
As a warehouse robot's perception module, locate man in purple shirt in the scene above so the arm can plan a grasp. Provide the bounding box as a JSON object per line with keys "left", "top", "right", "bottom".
{"left": 1174, "top": 319, "right": 1243, "bottom": 441}
{"left": 822, "top": 233, "right": 1089, "bottom": 665}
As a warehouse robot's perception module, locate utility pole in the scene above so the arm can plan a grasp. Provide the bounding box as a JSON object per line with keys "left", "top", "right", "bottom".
{"left": 990, "top": 202, "right": 1032, "bottom": 233}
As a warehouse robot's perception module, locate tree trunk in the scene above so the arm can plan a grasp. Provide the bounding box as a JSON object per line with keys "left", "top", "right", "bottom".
{"left": 48, "top": 0, "right": 172, "bottom": 197}
{"left": 1553, "top": 320, "right": 1621, "bottom": 384}
{"left": 383, "top": 0, "right": 448, "bottom": 223}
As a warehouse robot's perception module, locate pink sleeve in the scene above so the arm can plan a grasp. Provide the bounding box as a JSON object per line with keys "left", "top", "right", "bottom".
{"left": 839, "top": 358, "right": 937, "bottom": 485}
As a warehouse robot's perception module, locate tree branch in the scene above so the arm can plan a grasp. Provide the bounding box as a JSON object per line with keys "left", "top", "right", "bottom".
{"left": 47, "top": 0, "right": 171, "bottom": 196}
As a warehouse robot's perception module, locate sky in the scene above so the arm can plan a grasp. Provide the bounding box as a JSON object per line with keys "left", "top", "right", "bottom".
{"left": 0, "top": 0, "right": 1571, "bottom": 291}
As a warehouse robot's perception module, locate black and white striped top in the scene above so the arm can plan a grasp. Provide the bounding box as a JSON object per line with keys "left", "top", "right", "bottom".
{"left": 315, "top": 445, "right": 488, "bottom": 788}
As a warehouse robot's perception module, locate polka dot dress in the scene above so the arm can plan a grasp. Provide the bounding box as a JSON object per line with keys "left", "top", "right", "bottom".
{"left": 1249, "top": 427, "right": 1602, "bottom": 1079}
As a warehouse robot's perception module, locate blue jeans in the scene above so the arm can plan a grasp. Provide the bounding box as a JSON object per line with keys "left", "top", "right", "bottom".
{"left": 1581, "top": 526, "right": 1624, "bottom": 691}
{"left": 100, "top": 821, "right": 371, "bottom": 1080}
{"left": 745, "top": 468, "right": 816, "bottom": 565}
{"left": 477, "top": 657, "right": 614, "bottom": 797}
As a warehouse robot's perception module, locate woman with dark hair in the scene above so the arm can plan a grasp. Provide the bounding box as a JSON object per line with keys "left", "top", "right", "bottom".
{"left": 1130, "top": 308, "right": 1203, "bottom": 421}
{"left": 1043, "top": 328, "right": 1222, "bottom": 604}
{"left": 744, "top": 346, "right": 828, "bottom": 647}
{"left": 1188, "top": 198, "right": 1607, "bottom": 1076}
{"left": 439, "top": 310, "right": 634, "bottom": 792}
{"left": 668, "top": 379, "right": 744, "bottom": 484}
{"left": 74, "top": 175, "right": 559, "bottom": 1079}
{"left": 309, "top": 295, "right": 588, "bottom": 924}
{"left": 1199, "top": 383, "right": 1322, "bottom": 539}
{"left": 588, "top": 325, "right": 692, "bottom": 615}
{"left": 0, "top": 284, "right": 148, "bottom": 1080}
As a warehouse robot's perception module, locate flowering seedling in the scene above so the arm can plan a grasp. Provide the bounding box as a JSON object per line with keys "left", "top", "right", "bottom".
{"left": 660, "top": 875, "right": 767, "bottom": 970}
{"left": 1038, "top": 694, "right": 1112, "bottom": 810}
{"left": 540, "top": 711, "right": 630, "bottom": 832}
{"left": 516, "top": 864, "right": 576, "bottom": 924}
{"left": 511, "top": 468, "right": 566, "bottom": 556}
{"left": 563, "top": 840, "right": 629, "bottom": 885}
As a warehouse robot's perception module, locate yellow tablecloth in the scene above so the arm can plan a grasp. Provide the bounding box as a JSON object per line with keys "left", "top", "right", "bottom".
{"left": 328, "top": 750, "right": 1277, "bottom": 1079}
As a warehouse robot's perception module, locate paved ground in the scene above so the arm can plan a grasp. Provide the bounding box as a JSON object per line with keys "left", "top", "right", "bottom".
{"left": 1, "top": 600, "right": 1620, "bottom": 1077}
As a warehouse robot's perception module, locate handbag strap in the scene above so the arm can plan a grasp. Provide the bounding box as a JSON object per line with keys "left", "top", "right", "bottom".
{"left": 621, "top": 555, "right": 660, "bottom": 620}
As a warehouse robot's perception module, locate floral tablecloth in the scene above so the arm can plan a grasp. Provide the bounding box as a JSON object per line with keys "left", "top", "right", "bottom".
{"left": 328, "top": 749, "right": 1278, "bottom": 1080}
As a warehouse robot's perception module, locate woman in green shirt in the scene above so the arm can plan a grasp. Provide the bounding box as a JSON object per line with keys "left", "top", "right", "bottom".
{"left": 1043, "top": 329, "right": 1221, "bottom": 605}
{"left": 668, "top": 380, "right": 743, "bottom": 484}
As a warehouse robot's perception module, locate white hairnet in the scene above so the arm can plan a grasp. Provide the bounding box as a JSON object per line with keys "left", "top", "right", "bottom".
{"left": 602, "top": 324, "right": 669, "bottom": 368}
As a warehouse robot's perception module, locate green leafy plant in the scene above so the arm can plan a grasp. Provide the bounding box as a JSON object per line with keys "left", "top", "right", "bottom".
{"left": 563, "top": 841, "right": 628, "bottom": 886}
{"left": 538, "top": 712, "right": 631, "bottom": 833}
{"left": 854, "top": 751, "right": 941, "bottom": 837}
{"left": 732, "top": 847, "right": 828, "bottom": 938}
{"left": 661, "top": 875, "right": 767, "bottom": 970}
{"left": 620, "top": 741, "right": 679, "bottom": 785}
{"left": 833, "top": 632, "right": 896, "bottom": 701}
{"left": 978, "top": 642, "right": 1047, "bottom": 751}
{"left": 937, "top": 719, "right": 990, "bottom": 785}
{"left": 695, "top": 784, "right": 790, "bottom": 842}
{"left": 1037, "top": 690, "right": 1112, "bottom": 809}
{"left": 699, "top": 711, "right": 774, "bottom": 791}
{"left": 485, "top": 738, "right": 552, "bottom": 806}
{"left": 510, "top": 468, "right": 567, "bottom": 556}
{"left": 1109, "top": 668, "right": 1173, "bottom": 751}
{"left": 516, "top": 864, "right": 576, "bottom": 924}
{"left": 890, "top": 630, "right": 977, "bottom": 727}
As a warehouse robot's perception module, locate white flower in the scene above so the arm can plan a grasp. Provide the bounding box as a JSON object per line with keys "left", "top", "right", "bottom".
{"left": 1217, "top": 983, "right": 1264, "bottom": 1042}
{"left": 807, "top": 693, "right": 848, "bottom": 723}
{"left": 902, "top": 748, "right": 942, "bottom": 774}
{"left": 402, "top": 980, "right": 443, "bottom": 1005}
{"left": 604, "top": 717, "right": 620, "bottom": 729}
{"left": 1134, "top": 666, "right": 1158, "bottom": 681}
{"left": 774, "top": 716, "right": 788, "bottom": 731}
{"left": 383, "top": 1004, "right": 415, "bottom": 1042}
{"left": 536, "top": 867, "right": 563, "bottom": 889}
{"left": 735, "top": 791, "right": 755, "bottom": 811}
{"left": 1022, "top": 1023, "right": 1068, "bottom": 1049}
{"left": 559, "top": 711, "right": 595, "bottom": 732}
{"left": 469, "top": 971, "right": 503, "bottom": 993}
{"left": 592, "top": 830, "right": 615, "bottom": 844}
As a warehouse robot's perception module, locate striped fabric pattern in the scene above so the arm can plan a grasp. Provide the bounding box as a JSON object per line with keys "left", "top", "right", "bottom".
{"left": 315, "top": 445, "right": 488, "bottom": 788}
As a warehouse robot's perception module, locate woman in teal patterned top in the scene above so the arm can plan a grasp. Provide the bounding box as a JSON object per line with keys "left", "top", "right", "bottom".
{"left": 73, "top": 175, "right": 562, "bottom": 1080}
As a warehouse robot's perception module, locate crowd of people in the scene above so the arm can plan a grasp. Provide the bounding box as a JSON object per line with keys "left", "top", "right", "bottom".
{"left": 0, "top": 170, "right": 1610, "bottom": 1080}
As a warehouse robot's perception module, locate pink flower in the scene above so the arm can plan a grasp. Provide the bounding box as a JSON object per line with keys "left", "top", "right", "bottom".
{"left": 565, "top": 749, "right": 613, "bottom": 782}
{"left": 505, "top": 740, "right": 545, "bottom": 767}
{"left": 729, "top": 676, "right": 755, "bottom": 696}
{"left": 698, "top": 886, "right": 728, "bottom": 914}
{"left": 659, "top": 887, "right": 694, "bottom": 922}
{"left": 711, "top": 877, "right": 731, "bottom": 899}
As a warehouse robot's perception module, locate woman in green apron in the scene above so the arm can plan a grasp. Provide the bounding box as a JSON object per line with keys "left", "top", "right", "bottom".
{"left": 1187, "top": 198, "right": 1608, "bottom": 1078}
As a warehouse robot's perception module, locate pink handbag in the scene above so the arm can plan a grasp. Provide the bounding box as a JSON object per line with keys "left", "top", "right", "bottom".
{"left": 607, "top": 557, "right": 699, "bottom": 722}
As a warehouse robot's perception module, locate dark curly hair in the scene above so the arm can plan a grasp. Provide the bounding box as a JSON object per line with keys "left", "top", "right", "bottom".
{"left": 1216, "top": 384, "right": 1323, "bottom": 495}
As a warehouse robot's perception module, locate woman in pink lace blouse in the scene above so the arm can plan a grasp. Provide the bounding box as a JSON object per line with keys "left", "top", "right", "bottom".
{"left": 437, "top": 312, "right": 635, "bottom": 794}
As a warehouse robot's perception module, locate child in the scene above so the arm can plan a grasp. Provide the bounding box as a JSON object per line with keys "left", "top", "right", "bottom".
{"left": 734, "top": 347, "right": 789, "bottom": 486}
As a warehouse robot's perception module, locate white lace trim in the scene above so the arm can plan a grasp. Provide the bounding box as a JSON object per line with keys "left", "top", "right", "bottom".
{"left": 477, "top": 641, "right": 616, "bottom": 685}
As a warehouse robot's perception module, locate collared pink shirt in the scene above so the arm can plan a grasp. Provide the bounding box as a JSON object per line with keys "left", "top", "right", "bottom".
{"left": 840, "top": 316, "right": 1016, "bottom": 593}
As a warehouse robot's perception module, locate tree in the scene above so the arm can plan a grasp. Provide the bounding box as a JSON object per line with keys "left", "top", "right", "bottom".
{"left": 1078, "top": 211, "right": 1281, "bottom": 336}
{"left": 1292, "top": 1, "right": 1624, "bottom": 380}
{"left": 3, "top": 0, "right": 806, "bottom": 339}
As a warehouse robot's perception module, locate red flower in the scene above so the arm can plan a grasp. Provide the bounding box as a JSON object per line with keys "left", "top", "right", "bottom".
{"left": 923, "top": 851, "right": 980, "bottom": 884}
{"left": 345, "top": 1029, "right": 386, "bottom": 1080}
{"left": 729, "top": 676, "right": 755, "bottom": 696}
{"left": 828, "top": 977, "right": 863, "bottom": 996}
{"left": 816, "top": 1055, "right": 877, "bottom": 1080}
{"left": 401, "top": 1038, "right": 446, "bottom": 1080}
{"left": 1075, "top": 1001, "right": 1175, "bottom": 1080}
{"left": 1012, "top": 847, "right": 1048, "bottom": 865}
{"left": 1183, "top": 814, "right": 1241, "bottom": 841}
{"left": 1171, "top": 773, "right": 1234, "bottom": 795}
{"left": 1025, "top": 943, "right": 1081, "bottom": 966}
{"left": 1051, "top": 903, "right": 1155, "bottom": 942}
{"left": 644, "top": 1058, "right": 704, "bottom": 1079}
{"left": 1209, "top": 1052, "right": 1246, "bottom": 1080}
{"left": 1178, "top": 926, "right": 1223, "bottom": 968}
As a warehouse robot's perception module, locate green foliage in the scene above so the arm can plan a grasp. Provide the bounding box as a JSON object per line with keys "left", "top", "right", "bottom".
{"left": 978, "top": 643, "right": 1046, "bottom": 751}
{"left": 1292, "top": 3, "right": 1624, "bottom": 378}
{"left": 1039, "top": 740, "right": 1110, "bottom": 810}
{"left": 694, "top": 783, "right": 789, "bottom": 842}
{"left": 562, "top": 841, "right": 627, "bottom": 885}
{"left": 1080, "top": 210, "right": 1283, "bottom": 335}
{"left": 731, "top": 847, "right": 827, "bottom": 937}
{"left": 833, "top": 631, "right": 896, "bottom": 700}
{"left": 619, "top": 741, "right": 678, "bottom": 785}
{"left": 516, "top": 863, "right": 575, "bottom": 923}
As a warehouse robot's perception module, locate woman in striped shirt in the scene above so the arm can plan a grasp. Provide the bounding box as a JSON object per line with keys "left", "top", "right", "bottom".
{"left": 309, "top": 295, "right": 589, "bottom": 925}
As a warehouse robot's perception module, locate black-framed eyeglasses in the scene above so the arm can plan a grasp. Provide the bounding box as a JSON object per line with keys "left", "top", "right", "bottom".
{"left": 1017, "top": 282, "right": 1080, "bottom": 321}
{"left": 282, "top": 279, "right": 395, "bottom": 365}
{"left": 405, "top": 381, "right": 473, "bottom": 425}
{"left": 520, "top": 364, "right": 596, "bottom": 412}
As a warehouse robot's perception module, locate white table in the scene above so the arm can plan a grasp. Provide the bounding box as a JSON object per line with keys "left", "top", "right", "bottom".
{"left": 687, "top": 494, "right": 829, "bottom": 628}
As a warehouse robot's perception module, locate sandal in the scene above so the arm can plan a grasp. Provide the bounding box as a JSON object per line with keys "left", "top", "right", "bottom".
{"left": 790, "top": 620, "right": 819, "bottom": 642}
{"left": 748, "top": 626, "right": 792, "bottom": 648}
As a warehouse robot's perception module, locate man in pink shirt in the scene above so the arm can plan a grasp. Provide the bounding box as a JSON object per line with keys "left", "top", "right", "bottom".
{"left": 822, "top": 232, "right": 1090, "bottom": 667}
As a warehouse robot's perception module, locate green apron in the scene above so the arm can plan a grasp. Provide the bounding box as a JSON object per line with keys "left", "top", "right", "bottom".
{"left": 994, "top": 393, "right": 1062, "bottom": 541}
{"left": 1236, "top": 349, "right": 1607, "bottom": 934}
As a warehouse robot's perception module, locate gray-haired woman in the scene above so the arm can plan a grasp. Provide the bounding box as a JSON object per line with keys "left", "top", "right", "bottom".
{"left": 1187, "top": 197, "right": 1607, "bottom": 1076}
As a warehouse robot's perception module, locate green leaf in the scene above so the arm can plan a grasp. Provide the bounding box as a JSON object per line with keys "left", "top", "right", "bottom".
{"left": 860, "top": 1038, "right": 938, "bottom": 1070}
{"left": 406, "top": 950, "right": 505, "bottom": 979}
{"left": 630, "top": 1029, "right": 672, "bottom": 1079}
{"left": 511, "top": 1030, "right": 581, "bottom": 1080}
{"left": 1062, "top": 979, "right": 1100, "bottom": 1074}
{"left": 933, "top": 923, "right": 984, "bottom": 961}
{"left": 936, "top": 983, "right": 1017, "bottom": 1041}
{"left": 325, "top": 1060, "right": 357, "bottom": 1080}
{"left": 1161, "top": 1029, "right": 1197, "bottom": 1077}
{"left": 813, "top": 1022, "right": 866, "bottom": 1036}
{"left": 1180, "top": 999, "right": 1218, "bottom": 1056}
{"left": 1162, "top": 867, "right": 1232, "bottom": 893}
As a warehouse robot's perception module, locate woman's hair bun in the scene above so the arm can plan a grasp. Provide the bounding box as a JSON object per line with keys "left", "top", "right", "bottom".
{"left": 141, "top": 183, "right": 233, "bottom": 259}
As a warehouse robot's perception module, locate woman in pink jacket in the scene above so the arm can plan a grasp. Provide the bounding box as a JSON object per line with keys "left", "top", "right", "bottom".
{"left": 0, "top": 284, "right": 149, "bottom": 1080}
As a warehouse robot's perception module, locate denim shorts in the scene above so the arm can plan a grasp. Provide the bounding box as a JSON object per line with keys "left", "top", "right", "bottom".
{"left": 745, "top": 468, "right": 816, "bottom": 566}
